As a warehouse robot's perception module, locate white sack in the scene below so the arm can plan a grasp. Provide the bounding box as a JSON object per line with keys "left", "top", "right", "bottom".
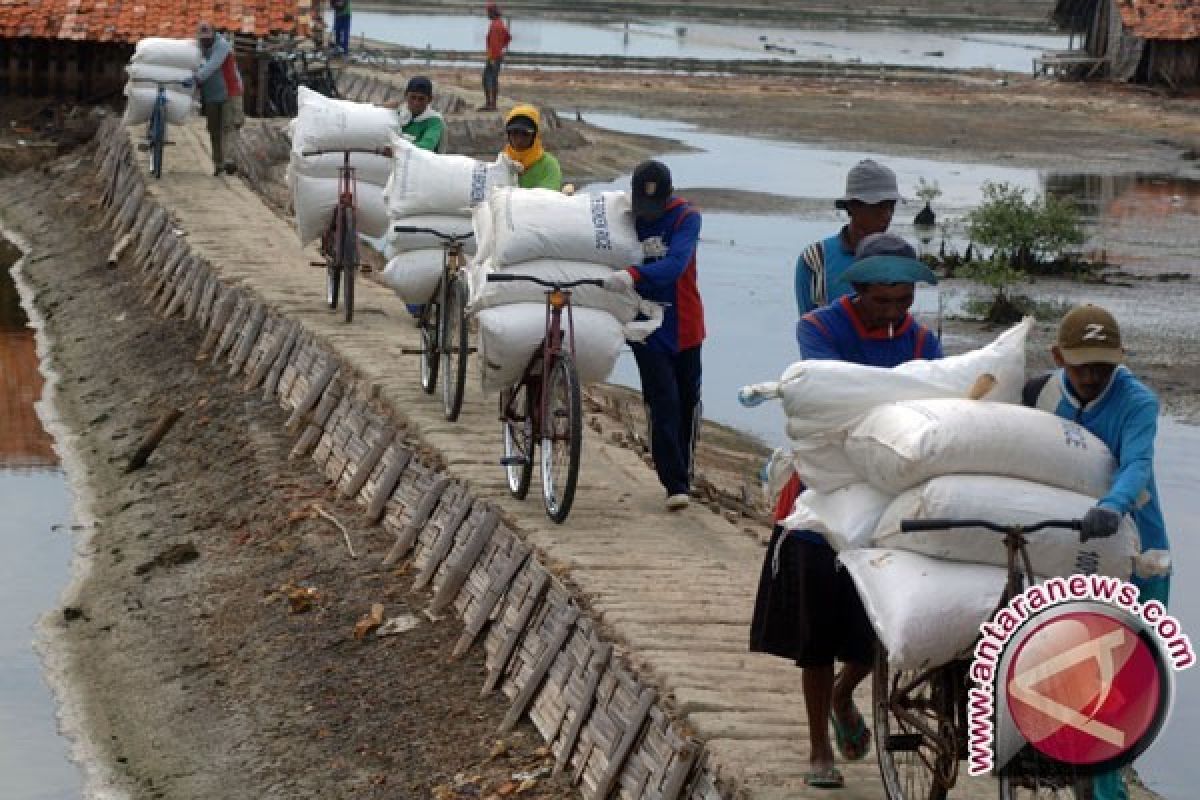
{"left": 468, "top": 259, "right": 642, "bottom": 322}
{"left": 471, "top": 200, "right": 496, "bottom": 267}
{"left": 380, "top": 249, "right": 443, "bottom": 305}
{"left": 841, "top": 548, "right": 1008, "bottom": 672}
{"left": 744, "top": 318, "right": 1032, "bottom": 441}
{"left": 845, "top": 398, "right": 1115, "bottom": 496}
{"left": 123, "top": 85, "right": 193, "bottom": 126}
{"left": 477, "top": 304, "right": 624, "bottom": 393}
{"left": 782, "top": 483, "right": 895, "bottom": 551}
{"left": 131, "top": 37, "right": 201, "bottom": 69}
{"left": 287, "top": 150, "right": 393, "bottom": 189}
{"left": 386, "top": 215, "right": 477, "bottom": 255}
{"left": 385, "top": 136, "right": 516, "bottom": 218}
{"left": 125, "top": 63, "right": 194, "bottom": 85}
{"left": 291, "top": 86, "right": 401, "bottom": 157}
{"left": 292, "top": 175, "right": 389, "bottom": 246}
{"left": 873, "top": 475, "right": 1137, "bottom": 579}
{"left": 489, "top": 188, "right": 643, "bottom": 269}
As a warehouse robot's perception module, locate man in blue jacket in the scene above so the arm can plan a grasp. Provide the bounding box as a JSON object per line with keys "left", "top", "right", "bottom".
{"left": 1023, "top": 304, "right": 1169, "bottom": 800}
{"left": 604, "top": 160, "right": 704, "bottom": 511}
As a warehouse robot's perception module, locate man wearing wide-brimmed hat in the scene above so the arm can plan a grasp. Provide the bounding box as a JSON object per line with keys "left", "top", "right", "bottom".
{"left": 793, "top": 158, "right": 902, "bottom": 316}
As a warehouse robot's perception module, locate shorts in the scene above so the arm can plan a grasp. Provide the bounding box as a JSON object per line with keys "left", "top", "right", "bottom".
{"left": 749, "top": 526, "right": 876, "bottom": 668}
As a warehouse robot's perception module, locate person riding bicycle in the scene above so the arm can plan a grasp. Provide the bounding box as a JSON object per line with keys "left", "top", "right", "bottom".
{"left": 1023, "top": 304, "right": 1169, "bottom": 800}
{"left": 794, "top": 159, "right": 902, "bottom": 316}
{"left": 501, "top": 105, "right": 562, "bottom": 190}
{"left": 603, "top": 160, "right": 703, "bottom": 512}
{"left": 193, "top": 21, "right": 244, "bottom": 177}
{"left": 750, "top": 232, "right": 941, "bottom": 790}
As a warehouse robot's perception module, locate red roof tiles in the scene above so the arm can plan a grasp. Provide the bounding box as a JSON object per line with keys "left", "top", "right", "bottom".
{"left": 0, "top": 0, "right": 311, "bottom": 42}
{"left": 1115, "top": 0, "right": 1200, "bottom": 40}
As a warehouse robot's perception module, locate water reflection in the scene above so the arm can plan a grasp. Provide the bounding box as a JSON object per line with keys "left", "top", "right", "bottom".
{"left": 1, "top": 248, "right": 57, "bottom": 469}
{"left": 350, "top": 12, "right": 1067, "bottom": 72}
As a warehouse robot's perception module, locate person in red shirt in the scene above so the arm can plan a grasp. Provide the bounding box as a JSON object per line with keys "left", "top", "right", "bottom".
{"left": 480, "top": 3, "right": 511, "bottom": 111}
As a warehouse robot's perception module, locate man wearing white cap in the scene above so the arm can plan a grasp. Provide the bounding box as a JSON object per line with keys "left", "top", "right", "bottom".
{"left": 793, "top": 159, "right": 901, "bottom": 316}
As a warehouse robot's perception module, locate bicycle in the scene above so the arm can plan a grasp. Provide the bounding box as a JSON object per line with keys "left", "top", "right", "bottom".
{"left": 139, "top": 79, "right": 192, "bottom": 179}
{"left": 486, "top": 274, "right": 604, "bottom": 524}
{"left": 303, "top": 146, "right": 389, "bottom": 323}
{"left": 394, "top": 225, "right": 474, "bottom": 422}
{"left": 873, "top": 517, "right": 1096, "bottom": 800}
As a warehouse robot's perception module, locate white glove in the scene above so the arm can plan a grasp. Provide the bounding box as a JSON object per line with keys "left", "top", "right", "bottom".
{"left": 642, "top": 236, "right": 668, "bottom": 260}
{"left": 561, "top": 183, "right": 576, "bottom": 196}
{"left": 1134, "top": 549, "right": 1171, "bottom": 580}
{"left": 603, "top": 270, "right": 635, "bottom": 293}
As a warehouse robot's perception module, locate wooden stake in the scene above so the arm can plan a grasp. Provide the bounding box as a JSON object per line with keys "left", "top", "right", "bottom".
{"left": 124, "top": 409, "right": 183, "bottom": 473}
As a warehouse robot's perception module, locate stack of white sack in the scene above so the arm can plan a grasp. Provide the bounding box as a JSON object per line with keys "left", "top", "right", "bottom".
{"left": 744, "top": 318, "right": 1140, "bottom": 671}
{"left": 288, "top": 87, "right": 400, "bottom": 245}
{"left": 377, "top": 136, "right": 517, "bottom": 305}
{"left": 123, "top": 38, "right": 200, "bottom": 126}
{"left": 467, "top": 187, "right": 662, "bottom": 392}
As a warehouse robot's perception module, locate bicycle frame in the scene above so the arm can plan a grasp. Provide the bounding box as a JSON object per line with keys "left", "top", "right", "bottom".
{"left": 533, "top": 288, "right": 575, "bottom": 439}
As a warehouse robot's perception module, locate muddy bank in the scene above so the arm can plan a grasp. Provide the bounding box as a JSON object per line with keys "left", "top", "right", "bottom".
{"left": 3, "top": 161, "right": 584, "bottom": 800}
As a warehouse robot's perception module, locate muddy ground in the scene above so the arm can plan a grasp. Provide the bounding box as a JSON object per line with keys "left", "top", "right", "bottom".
{"left": 2, "top": 159, "right": 578, "bottom": 799}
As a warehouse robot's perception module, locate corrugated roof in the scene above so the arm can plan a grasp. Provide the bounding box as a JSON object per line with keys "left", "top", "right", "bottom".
{"left": 1115, "top": 0, "right": 1200, "bottom": 40}
{"left": 0, "top": 0, "right": 312, "bottom": 42}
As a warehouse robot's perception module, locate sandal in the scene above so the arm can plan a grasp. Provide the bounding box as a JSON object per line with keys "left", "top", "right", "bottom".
{"left": 804, "top": 766, "right": 845, "bottom": 789}
{"left": 831, "top": 704, "right": 871, "bottom": 762}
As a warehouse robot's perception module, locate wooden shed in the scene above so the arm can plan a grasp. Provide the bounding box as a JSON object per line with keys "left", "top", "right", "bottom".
{"left": 1051, "top": 0, "right": 1200, "bottom": 86}
{"left": 0, "top": 0, "right": 313, "bottom": 103}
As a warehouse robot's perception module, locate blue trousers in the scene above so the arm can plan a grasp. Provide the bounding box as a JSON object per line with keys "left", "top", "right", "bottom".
{"left": 1092, "top": 573, "right": 1171, "bottom": 800}
{"left": 631, "top": 344, "right": 702, "bottom": 497}
{"left": 334, "top": 14, "right": 351, "bottom": 54}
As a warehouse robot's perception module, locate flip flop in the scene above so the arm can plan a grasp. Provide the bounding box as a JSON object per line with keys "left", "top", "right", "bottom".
{"left": 831, "top": 705, "right": 871, "bottom": 762}
{"left": 804, "top": 766, "right": 845, "bottom": 789}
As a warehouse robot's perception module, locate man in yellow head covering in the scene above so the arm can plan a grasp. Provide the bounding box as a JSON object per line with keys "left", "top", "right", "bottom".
{"left": 502, "top": 105, "right": 562, "bottom": 190}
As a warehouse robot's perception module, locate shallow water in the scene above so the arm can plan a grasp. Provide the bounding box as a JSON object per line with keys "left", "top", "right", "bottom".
{"left": 0, "top": 249, "right": 82, "bottom": 798}
{"left": 348, "top": 12, "right": 1067, "bottom": 72}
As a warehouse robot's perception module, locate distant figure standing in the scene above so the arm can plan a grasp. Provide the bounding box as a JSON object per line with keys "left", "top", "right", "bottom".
{"left": 480, "top": 2, "right": 511, "bottom": 111}
{"left": 331, "top": 0, "right": 351, "bottom": 55}
{"left": 193, "top": 21, "right": 244, "bottom": 177}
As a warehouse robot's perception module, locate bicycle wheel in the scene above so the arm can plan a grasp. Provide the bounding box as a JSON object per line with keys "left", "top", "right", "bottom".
{"left": 338, "top": 205, "right": 356, "bottom": 323}
{"left": 149, "top": 103, "right": 166, "bottom": 179}
{"left": 419, "top": 290, "right": 440, "bottom": 394}
{"left": 440, "top": 276, "right": 468, "bottom": 421}
{"left": 998, "top": 748, "right": 1094, "bottom": 800}
{"left": 501, "top": 382, "right": 534, "bottom": 499}
{"left": 540, "top": 353, "right": 582, "bottom": 524}
{"left": 874, "top": 648, "right": 956, "bottom": 800}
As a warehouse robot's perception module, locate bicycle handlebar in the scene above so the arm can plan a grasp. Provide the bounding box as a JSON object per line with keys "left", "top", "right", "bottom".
{"left": 152, "top": 79, "right": 194, "bottom": 89}
{"left": 301, "top": 147, "right": 394, "bottom": 158}
{"left": 392, "top": 225, "right": 474, "bottom": 243}
{"left": 486, "top": 274, "right": 605, "bottom": 290}
{"left": 900, "top": 518, "right": 1083, "bottom": 534}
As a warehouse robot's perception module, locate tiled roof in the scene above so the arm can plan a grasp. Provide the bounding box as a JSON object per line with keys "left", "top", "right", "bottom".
{"left": 1115, "top": 0, "right": 1200, "bottom": 40}
{"left": 0, "top": 0, "right": 312, "bottom": 42}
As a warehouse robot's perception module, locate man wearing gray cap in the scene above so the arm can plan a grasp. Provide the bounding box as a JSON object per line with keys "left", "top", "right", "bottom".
{"left": 793, "top": 159, "right": 901, "bottom": 316}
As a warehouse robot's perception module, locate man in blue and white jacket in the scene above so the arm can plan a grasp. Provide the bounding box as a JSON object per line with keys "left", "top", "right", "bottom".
{"left": 1023, "top": 304, "right": 1169, "bottom": 800}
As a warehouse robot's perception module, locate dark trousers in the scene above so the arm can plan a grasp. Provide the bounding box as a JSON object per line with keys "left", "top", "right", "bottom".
{"left": 632, "top": 344, "right": 702, "bottom": 496}
{"left": 334, "top": 14, "right": 351, "bottom": 54}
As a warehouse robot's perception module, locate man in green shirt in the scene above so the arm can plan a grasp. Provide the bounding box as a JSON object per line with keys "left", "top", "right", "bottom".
{"left": 394, "top": 76, "right": 445, "bottom": 152}
{"left": 502, "top": 104, "right": 561, "bottom": 189}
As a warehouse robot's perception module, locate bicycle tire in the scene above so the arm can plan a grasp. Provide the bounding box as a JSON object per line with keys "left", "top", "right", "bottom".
{"left": 501, "top": 382, "right": 534, "bottom": 499}
{"left": 339, "top": 205, "right": 356, "bottom": 323}
{"left": 998, "top": 750, "right": 1094, "bottom": 800}
{"left": 419, "top": 292, "right": 440, "bottom": 394}
{"left": 540, "top": 353, "right": 582, "bottom": 524}
{"left": 441, "top": 277, "right": 468, "bottom": 421}
{"left": 874, "top": 648, "right": 955, "bottom": 800}
{"left": 150, "top": 102, "right": 166, "bottom": 179}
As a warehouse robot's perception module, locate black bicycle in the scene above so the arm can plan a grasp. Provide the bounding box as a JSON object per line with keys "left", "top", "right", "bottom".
{"left": 874, "top": 517, "right": 1096, "bottom": 800}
